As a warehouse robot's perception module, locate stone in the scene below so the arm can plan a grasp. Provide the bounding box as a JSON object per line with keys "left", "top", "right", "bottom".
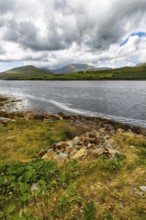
{"left": 88, "top": 137, "right": 97, "bottom": 144}
{"left": 71, "top": 148, "right": 87, "bottom": 159}
{"left": 75, "top": 145, "right": 81, "bottom": 150}
{"left": 73, "top": 137, "right": 80, "bottom": 145}
{"left": 117, "top": 128, "right": 124, "bottom": 133}
{"left": 89, "top": 148, "right": 105, "bottom": 157}
{"left": 106, "top": 148, "right": 120, "bottom": 158}
{"left": 30, "top": 183, "right": 40, "bottom": 192}
{"left": 139, "top": 186, "right": 146, "bottom": 192}
{"left": 0, "top": 117, "right": 12, "bottom": 124}
{"left": 106, "top": 125, "right": 115, "bottom": 131}
{"left": 87, "top": 143, "right": 92, "bottom": 148}
{"left": 70, "top": 149, "right": 78, "bottom": 157}
{"left": 36, "top": 149, "right": 47, "bottom": 158}
{"left": 66, "top": 140, "right": 74, "bottom": 148}
{"left": 105, "top": 138, "right": 116, "bottom": 145}
{"left": 99, "top": 128, "right": 106, "bottom": 133}
{"left": 24, "top": 113, "right": 34, "bottom": 120}
{"left": 41, "top": 149, "right": 55, "bottom": 160}
{"left": 54, "top": 141, "right": 66, "bottom": 151}
{"left": 55, "top": 152, "right": 68, "bottom": 160}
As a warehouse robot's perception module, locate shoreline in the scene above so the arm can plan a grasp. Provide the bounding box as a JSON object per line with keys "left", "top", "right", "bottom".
{"left": 1, "top": 79, "right": 146, "bottom": 81}
{"left": 0, "top": 94, "right": 146, "bottom": 136}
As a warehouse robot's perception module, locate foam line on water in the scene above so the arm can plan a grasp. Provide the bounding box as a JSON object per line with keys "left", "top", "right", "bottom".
{"left": 1, "top": 91, "right": 146, "bottom": 128}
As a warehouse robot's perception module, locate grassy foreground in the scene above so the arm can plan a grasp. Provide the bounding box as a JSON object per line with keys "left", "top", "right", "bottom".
{"left": 0, "top": 98, "right": 146, "bottom": 219}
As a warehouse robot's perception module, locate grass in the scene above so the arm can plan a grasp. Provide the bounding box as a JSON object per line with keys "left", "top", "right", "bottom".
{"left": 0, "top": 119, "right": 81, "bottom": 164}
{"left": 0, "top": 116, "right": 146, "bottom": 219}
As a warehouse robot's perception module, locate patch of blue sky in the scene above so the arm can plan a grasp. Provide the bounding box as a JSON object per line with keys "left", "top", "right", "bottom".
{"left": 0, "top": 61, "right": 24, "bottom": 73}
{"left": 120, "top": 31, "right": 146, "bottom": 47}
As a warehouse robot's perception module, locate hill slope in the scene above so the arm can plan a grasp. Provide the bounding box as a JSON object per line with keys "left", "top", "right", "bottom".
{"left": 0, "top": 64, "right": 146, "bottom": 80}
{"left": 0, "top": 65, "right": 53, "bottom": 80}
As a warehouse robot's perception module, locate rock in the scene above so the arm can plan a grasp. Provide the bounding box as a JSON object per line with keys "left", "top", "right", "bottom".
{"left": 139, "top": 186, "right": 146, "bottom": 192}
{"left": 41, "top": 149, "right": 55, "bottom": 160}
{"left": 106, "top": 125, "right": 115, "bottom": 131}
{"left": 105, "top": 138, "right": 116, "bottom": 145}
{"left": 89, "top": 148, "right": 105, "bottom": 157}
{"left": 88, "top": 137, "right": 98, "bottom": 144}
{"left": 30, "top": 183, "right": 40, "bottom": 192}
{"left": 106, "top": 148, "right": 120, "bottom": 158}
{"left": 74, "top": 145, "right": 81, "bottom": 150}
{"left": 36, "top": 149, "right": 47, "bottom": 158}
{"left": 99, "top": 128, "right": 106, "bottom": 133}
{"left": 117, "top": 128, "right": 124, "bottom": 133}
{"left": 54, "top": 141, "right": 66, "bottom": 151}
{"left": 87, "top": 143, "right": 92, "bottom": 148}
{"left": 79, "top": 135, "right": 86, "bottom": 142}
{"left": 0, "top": 117, "right": 12, "bottom": 124}
{"left": 66, "top": 140, "right": 74, "bottom": 148}
{"left": 71, "top": 148, "right": 87, "bottom": 159}
{"left": 55, "top": 152, "right": 68, "bottom": 160}
{"left": 73, "top": 137, "right": 81, "bottom": 145}
{"left": 70, "top": 149, "right": 78, "bottom": 157}
{"left": 24, "top": 113, "right": 34, "bottom": 120}
{"left": 53, "top": 114, "right": 63, "bottom": 120}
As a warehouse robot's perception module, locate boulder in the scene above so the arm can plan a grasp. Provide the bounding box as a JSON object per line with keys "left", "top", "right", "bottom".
{"left": 73, "top": 137, "right": 81, "bottom": 145}
{"left": 106, "top": 148, "right": 120, "bottom": 158}
{"left": 36, "top": 149, "right": 47, "bottom": 158}
{"left": 139, "top": 186, "right": 146, "bottom": 192}
{"left": 70, "top": 149, "right": 78, "bottom": 157}
{"left": 55, "top": 152, "right": 68, "bottom": 160}
{"left": 41, "top": 149, "right": 55, "bottom": 160}
{"left": 30, "top": 183, "right": 40, "bottom": 192}
{"left": 0, "top": 117, "right": 12, "bottom": 124}
{"left": 71, "top": 148, "right": 87, "bottom": 159}
{"left": 89, "top": 148, "right": 105, "bottom": 157}
{"left": 66, "top": 140, "right": 74, "bottom": 148}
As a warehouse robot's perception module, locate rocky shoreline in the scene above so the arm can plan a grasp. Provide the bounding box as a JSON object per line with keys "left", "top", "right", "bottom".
{"left": 1, "top": 94, "right": 146, "bottom": 163}
{"left": 0, "top": 94, "right": 146, "bottom": 135}
{"left": 1, "top": 94, "right": 146, "bottom": 219}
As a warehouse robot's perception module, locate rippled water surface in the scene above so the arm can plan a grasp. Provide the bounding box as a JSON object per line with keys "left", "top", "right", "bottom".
{"left": 0, "top": 80, "right": 146, "bottom": 127}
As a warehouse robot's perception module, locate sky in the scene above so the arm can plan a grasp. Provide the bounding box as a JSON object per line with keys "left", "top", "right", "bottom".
{"left": 0, "top": 0, "right": 146, "bottom": 72}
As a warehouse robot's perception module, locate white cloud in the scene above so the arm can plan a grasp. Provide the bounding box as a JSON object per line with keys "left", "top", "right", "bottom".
{"left": 0, "top": 0, "right": 146, "bottom": 70}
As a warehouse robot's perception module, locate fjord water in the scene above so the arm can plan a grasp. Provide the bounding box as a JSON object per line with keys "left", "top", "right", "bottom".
{"left": 0, "top": 80, "right": 146, "bottom": 127}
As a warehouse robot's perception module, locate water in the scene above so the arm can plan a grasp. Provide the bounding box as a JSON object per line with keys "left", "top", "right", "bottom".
{"left": 0, "top": 80, "right": 146, "bottom": 127}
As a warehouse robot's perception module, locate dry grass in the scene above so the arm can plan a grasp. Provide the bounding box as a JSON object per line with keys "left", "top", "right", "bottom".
{"left": 0, "top": 115, "right": 146, "bottom": 219}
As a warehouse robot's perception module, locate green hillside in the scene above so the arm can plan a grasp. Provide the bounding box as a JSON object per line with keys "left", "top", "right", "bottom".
{"left": 0, "top": 65, "right": 53, "bottom": 80}
{"left": 54, "top": 65, "right": 146, "bottom": 80}
{"left": 0, "top": 64, "right": 146, "bottom": 80}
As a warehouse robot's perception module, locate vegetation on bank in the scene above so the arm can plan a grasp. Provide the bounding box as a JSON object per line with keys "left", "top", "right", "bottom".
{"left": 0, "top": 64, "right": 146, "bottom": 80}
{"left": 0, "top": 97, "right": 146, "bottom": 219}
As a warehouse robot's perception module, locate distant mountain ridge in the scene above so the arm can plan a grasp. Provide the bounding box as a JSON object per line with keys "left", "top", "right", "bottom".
{"left": 42, "top": 63, "right": 111, "bottom": 74}
{"left": 43, "top": 63, "right": 96, "bottom": 74}
{"left": 0, "top": 63, "right": 146, "bottom": 80}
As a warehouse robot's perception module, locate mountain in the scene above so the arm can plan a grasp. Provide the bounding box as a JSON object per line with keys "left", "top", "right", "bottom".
{"left": 45, "top": 63, "right": 96, "bottom": 74}
{"left": 0, "top": 65, "right": 53, "bottom": 80}
{"left": 135, "top": 62, "right": 146, "bottom": 67}
{"left": 0, "top": 64, "right": 146, "bottom": 80}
